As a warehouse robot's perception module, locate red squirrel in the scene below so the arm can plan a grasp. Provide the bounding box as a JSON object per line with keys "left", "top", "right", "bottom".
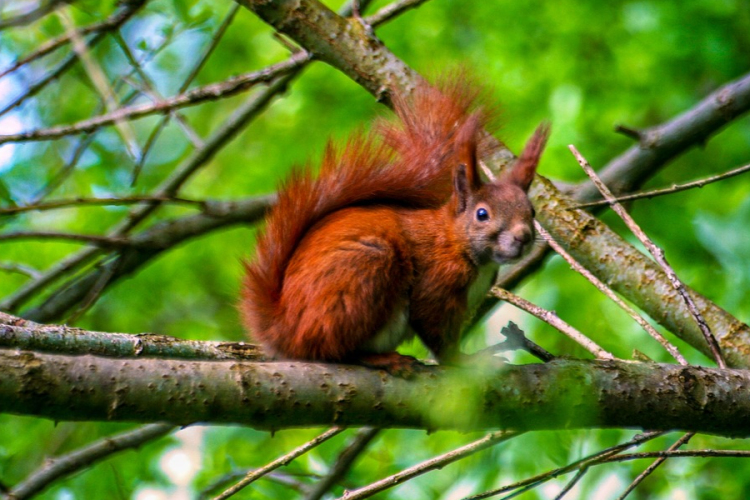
{"left": 241, "top": 79, "right": 548, "bottom": 373}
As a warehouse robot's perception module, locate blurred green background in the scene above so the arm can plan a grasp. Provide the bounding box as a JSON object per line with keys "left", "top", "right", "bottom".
{"left": 1, "top": 0, "right": 750, "bottom": 498}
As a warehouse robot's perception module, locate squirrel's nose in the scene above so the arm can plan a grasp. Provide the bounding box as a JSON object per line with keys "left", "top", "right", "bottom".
{"left": 514, "top": 231, "right": 532, "bottom": 245}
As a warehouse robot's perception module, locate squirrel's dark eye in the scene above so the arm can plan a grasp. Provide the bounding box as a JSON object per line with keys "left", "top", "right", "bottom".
{"left": 476, "top": 207, "right": 489, "bottom": 221}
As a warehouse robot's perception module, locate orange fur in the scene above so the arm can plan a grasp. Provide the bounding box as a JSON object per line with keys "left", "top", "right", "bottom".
{"left": 241, "top": 79, "right": 548, "bottom": 371}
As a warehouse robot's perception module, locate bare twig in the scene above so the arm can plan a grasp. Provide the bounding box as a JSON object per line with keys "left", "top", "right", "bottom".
{"left": 59, "top": 9, "right": 142, "bottom": 162}
{"left": 0, "top": 0, "right": 146, "bottom": 118}
{"left": 337, "top": 431, "right": 519, "bottom": 500}
{"left": 364, "top": 0, "right": 431, "bottom": 26}
{"left": 0, "top": 33, "right": 104, "bottom": 118}
{"left": 0, "top": 231, "right": 134, "bottom": 248}
{"left": 0, "top": 262, "right": 42, "bottom": 279}
{"left": 65, "top": 255, "right": 124, "bottom": 324}
{"left": 0, "top": 0, "right": 69, "bottom": 30}
{"left": 553, "top": 468, "right": 587, "bottom": 500}
{"left": 0, "top": 0, "right": 145, "bottom": 79}
{"left": 569, "top": 145, "right": 726, "bottom": 368}
{"left": 614, "top": 124, "right": 643, "bottom": 141}
{"left": 199, "top": 469, "right": 313, "bottom": 498}
{"left": 492, "top": 287, "right": 614, "bottom": 360}
{"left": 113, "top": 34, "right": 206, "bottom": 183}
{"left": 212, "top": 427, "right": 345, "bottom": 500}
{"left": 535, "top": 221, "right": 687, "bottom": 365}
{"left": 480, "top": 321, "right": 555, "bottom": 362}
{"left": 0, "top": 196, "right": 203, "bottom": 215}
{"left": 304, "top": 427, "right": 381, "bottom": 500}
{"left": 466, "top": 431, "right": 664, "bottom": 500}
{"left": 30, "top": 31, "right": 175, "bottom": 203}
{"left": 0, "top": 52, "right": 311, "bottom": 145}
{"left": 573, "top": 162, "right": 750, "bottom": 209}
{"left": 603, "top": 449, "right": 750, "bottom": 461}
{"left": 8, "top": 424, "right": 174, "bottom": 500}
{"left": 616, "top": 432, "right": 695, "bottom": 500}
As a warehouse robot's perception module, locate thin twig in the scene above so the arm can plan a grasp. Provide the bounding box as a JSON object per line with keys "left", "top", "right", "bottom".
{"left": 58, "top": 9, "right": 141, "bottom": 162}
{"left": 0, "top": 52, "right": 311, "bottom": 145}
{"left": 465, "top": 431, "right": 664, "bottom": 500}
{"left": 114, "top": 37, "right": 204, "bottom": 183}
{"left": 535, "top": 221, "right": 687, "bottom": 365}
{"left": 212, "top": 427, "right": 345, "bottom": 500}
{"left": 553, "top": 468, "right": 587, "bottom": 500}
{"left": 0, "top": 32, "right": 105, "bottom": 118}
{"left": 573, "top": 162, "right": 750, "bottom": 209}
{"left": 0, "top": 231, "right": 134, "bottom": 247}
{"left": 0, "top": 0, "right": 144, "bottom": 79}
{"left": 338, "top": 431, "right": 519, "bottom": 500}
{"left": 480, "top": 321, "right": 555, "bottom": 362}
{"left": 603, "top": 448, "right": 750, "bottom": 461}
{"left": 304, "top": 427, "right": 381, "bottom": 500}
{"left": 569, "top": 145, "right": 726, "bottom": 368}
{"left": 0, "top": 0, "right": 145, "bottom": 118}
{"left": 0, "top": 196, "right": 203, "bottom": 215}
{"left": 66, "top": 255, "right": 124, "bottom": 324}
{"left": 616, "top": 432, "right": 695, "bottom": 500}
{"left": 0, "top": 262, "right": 42, "bottom": 279}
{"left": 364, "top": 0, "right": 431, "bottom": 26}
{"left": 199, "top": 469, "right": 313, "bottom": 498}
{"left": 0, "top": 0, "right": 68, "bottom": 30}
{"left": 30, "top": 31, "right": 175, "bottom": 204}
{"left": 8, "top": 424, "right": 174, "bottom": 500}
{"left": 492, "top": 287, "right": 614, "bottom": 360}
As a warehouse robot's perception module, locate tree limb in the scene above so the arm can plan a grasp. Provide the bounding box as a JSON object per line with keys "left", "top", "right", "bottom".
{"left": 3, "top": 348, "right": 750, "bottom": 435}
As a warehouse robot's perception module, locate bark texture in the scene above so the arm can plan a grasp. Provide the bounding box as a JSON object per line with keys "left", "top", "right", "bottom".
{"left": 3, "top": 348, "right": 750, "bottom": 435}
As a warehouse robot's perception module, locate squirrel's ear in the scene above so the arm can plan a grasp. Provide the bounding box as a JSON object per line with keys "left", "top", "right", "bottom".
{"left": 455, "top": 113, "right": 483, "bottom": 191}
{"left": 453, "top": 163, "right": 471, "bottom": 214}
{"left": 506, "top": 122, "right": 550, "bottom": 192}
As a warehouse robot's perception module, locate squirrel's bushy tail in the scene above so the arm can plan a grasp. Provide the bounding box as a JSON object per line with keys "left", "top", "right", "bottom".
{"left": 241, "top": 80, "right": 486, "bottom": 339}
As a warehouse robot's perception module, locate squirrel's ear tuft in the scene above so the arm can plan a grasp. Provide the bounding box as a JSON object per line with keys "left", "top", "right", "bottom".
{"left": 507, "top": 122, "right": 549, "bottom": 192}
{"left": 455, "top": 113, "right": 483, "bottom": 192}
{"left": 452, "top": 163, "right": 470, "bottom": 214}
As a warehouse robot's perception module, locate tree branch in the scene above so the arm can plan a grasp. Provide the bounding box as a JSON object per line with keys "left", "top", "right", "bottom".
{"left": 0, "top": 312, "right": 264, "bottom": 361}
{"left": 7, "top": 424, "right": 174, "bottom": 500}
{"left": 574, "top": 71, "right": 750, "bottom": 201}
{"left": 3, "top": 348, "right": 750, "bottom": 435}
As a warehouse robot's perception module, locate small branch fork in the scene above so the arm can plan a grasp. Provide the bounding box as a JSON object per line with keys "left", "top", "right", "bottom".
{"left": 492, "top": 287, "right": 614, "bottom": 360}
{"left": 569, "top": 145, "right": 727, "bottom": 369}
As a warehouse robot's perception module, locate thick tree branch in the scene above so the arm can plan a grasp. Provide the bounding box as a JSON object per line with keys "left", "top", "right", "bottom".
{"left": 575, "top": 71, "right": 750, "bottom": 200}
{"left": 3, "top": 348, "right": 750, "bottom": 435}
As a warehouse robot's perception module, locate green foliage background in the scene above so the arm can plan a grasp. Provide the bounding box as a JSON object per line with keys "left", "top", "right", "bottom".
{"left": 1, "top": 0, "right": 750, "bottom": 498}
